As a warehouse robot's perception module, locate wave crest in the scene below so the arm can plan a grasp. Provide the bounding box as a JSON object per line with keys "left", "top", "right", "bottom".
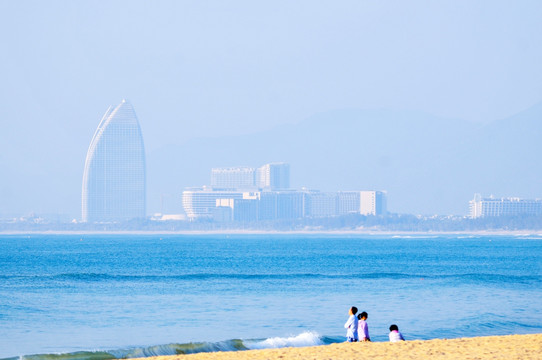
{"left": 4, "top": 332, "right": 329, "bottom": 360}
{"left": 246, "top": 331, "right": 324, "bottom": 349}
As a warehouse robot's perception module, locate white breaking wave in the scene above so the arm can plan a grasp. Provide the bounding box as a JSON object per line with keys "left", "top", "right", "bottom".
{"left": 245, "top": 331, "right": 323, "bottom": 350}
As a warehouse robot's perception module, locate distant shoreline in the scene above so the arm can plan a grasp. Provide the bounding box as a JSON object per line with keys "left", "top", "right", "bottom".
{"left": 1, "top": 229, "right": 541, "bottom": 236}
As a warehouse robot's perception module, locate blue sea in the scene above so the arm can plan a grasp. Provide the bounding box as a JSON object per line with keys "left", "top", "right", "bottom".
{"left": 1, "top": 233, "right": 541, "bottom": 359}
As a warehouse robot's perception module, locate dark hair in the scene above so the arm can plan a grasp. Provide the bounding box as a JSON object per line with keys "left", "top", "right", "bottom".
{"left": 359, "top": 311, "right": 368, "bottom": 319}
{"left": 351, "top": 306, "right": 358, "bottom": 315}
{"left": 389, "top": 324, "right": 399, "bottom": 331}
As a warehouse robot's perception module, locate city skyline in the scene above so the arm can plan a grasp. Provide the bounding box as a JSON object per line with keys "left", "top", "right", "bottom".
{"left": 183, "top": 162, "right": 387, "bottom": 221}
{"left": 1, "top": 1, "right": 541, "bottom": 218}
{"left": 1, "top": 100, "right": 541, "bottom": 221}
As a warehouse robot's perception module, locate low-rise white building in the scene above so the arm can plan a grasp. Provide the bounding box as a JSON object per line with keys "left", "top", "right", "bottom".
{"left": 182, "top": 187, "right": 245, "bottom": 219}
{"left": 469, "top": 194, "right": 542, "bottom": 218}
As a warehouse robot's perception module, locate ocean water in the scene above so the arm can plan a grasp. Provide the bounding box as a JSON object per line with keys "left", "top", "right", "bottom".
{"left": 0, "top": 233, "right": 541, "bottom": 359}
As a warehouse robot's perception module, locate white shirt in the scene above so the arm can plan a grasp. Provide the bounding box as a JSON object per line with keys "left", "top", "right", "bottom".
{"left": 344, "top": 315, "right": 359, "bottom": 339}
{"left": 389, "top": 330, "right": 405, "bottom": 342}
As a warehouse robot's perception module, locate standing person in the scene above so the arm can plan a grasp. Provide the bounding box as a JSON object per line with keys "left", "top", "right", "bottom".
{"left": 389, "top": 324, "right": 405, "bottom": 342}
{"left": 344, "top": 306, "right": 359, "bottom": 342}
{"left": 357, "top": 311, "right": 371, "bottom": 341}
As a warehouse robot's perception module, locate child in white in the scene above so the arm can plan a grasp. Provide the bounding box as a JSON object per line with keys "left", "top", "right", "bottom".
{"left": 388, "top": 324, "right": 405, "bottom": 342}
{"left": 344, "top": 306, "right": 359, "bottom": 342}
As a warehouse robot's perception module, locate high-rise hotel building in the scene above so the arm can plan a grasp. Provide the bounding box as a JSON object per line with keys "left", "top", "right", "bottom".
{"left": 211, "top": 167, "right": 256, "bottom": 189}
{"left": 210, "top": 163, "right": 290, "bottom": 190}
{"left": 256, "top": 163, "right": 290, "bottom": 190}
{"left": 360, "top": 191, "right": 387, "bottom": 216}
{"left": 82, "top": 100, "right": 146, "bottom": 222}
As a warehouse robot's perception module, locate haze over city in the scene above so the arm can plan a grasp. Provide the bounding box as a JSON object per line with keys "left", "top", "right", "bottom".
{"left": 1, "top": 4, "right": 542, "bottom": 359}
{"left": 1, "top": 1, "right": 541, "bottom": 219}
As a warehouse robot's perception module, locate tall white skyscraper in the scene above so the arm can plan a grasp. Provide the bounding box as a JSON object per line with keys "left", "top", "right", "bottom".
{"left": 82, "top": 100, "right": 146, "bottom": 222}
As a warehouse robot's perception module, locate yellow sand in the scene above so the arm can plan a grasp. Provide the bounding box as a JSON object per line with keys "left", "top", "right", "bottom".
{"left": 140, "top": 334, "right": 542, "bottom": 360}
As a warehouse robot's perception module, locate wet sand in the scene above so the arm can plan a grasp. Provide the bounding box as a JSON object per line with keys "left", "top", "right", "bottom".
{"left": 139, "top": 334, "right": 542, "bottom": 360}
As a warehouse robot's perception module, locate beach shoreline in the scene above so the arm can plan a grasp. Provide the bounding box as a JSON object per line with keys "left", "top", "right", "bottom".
{"left": 136, "top": 334, "right": 542, "bottom": 360}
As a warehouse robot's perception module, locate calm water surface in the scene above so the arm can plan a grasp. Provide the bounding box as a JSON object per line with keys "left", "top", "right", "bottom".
{"left": 0, "top": 234, "right": 541, "bottom": 358}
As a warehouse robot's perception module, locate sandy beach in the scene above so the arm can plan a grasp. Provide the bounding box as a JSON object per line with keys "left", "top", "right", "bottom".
{"left": 140, "top": 334, "right": 542, "bottom": 360}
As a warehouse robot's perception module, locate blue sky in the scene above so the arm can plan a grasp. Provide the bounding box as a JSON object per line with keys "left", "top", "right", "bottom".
{"left": 1, "top": 1, "right": 541, "bottom": 217}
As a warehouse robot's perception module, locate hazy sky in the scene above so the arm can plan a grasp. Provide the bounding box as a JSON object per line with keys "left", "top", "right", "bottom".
{"left": 1, "top": 1, "right": 541, "bottom": 217}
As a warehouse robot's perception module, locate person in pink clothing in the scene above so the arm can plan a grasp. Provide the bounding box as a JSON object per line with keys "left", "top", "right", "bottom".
{"left": 357, "top": 311, "right": 371, "bottom": 341}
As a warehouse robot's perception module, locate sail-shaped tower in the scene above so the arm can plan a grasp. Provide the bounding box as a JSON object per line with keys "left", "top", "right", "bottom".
{"left": 82, "top": 100, "right": 146, "bottom": 222}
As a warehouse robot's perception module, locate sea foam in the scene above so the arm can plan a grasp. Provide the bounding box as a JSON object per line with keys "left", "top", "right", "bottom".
{"left": 245, "top": 331, "right": 324, "bottom": 349}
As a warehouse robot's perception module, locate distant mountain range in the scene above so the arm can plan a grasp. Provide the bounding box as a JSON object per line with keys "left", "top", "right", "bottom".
{"left": 148, "top": 102, "right": 542, "bottom": 215}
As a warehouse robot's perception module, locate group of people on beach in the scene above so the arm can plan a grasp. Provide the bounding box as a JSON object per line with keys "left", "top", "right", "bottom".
{"left": 344, "top": 306, "right": 405, "bottom": 343}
